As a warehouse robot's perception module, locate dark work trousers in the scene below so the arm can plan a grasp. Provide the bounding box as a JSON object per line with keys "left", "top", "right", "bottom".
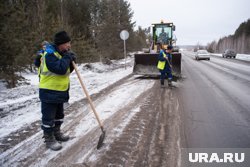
{"left": 160, "top": 69, "right": 173, "bottom": 85}
{"left": 41, "top": 102, "right": 64, "bottom": 133}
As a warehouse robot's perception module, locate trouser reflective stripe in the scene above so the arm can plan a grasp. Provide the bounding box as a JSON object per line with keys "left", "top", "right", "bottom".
{"left": 41, "top": 102, "right": 64, "bottom": 133}
{"left": 55, "top": 119, "right": 64, "bottom": 122}
{"left": 41, "top": 123, "right": 55, "bottom": 128}
{"left": 55, "top": 119, "right": 64, "bottom": 126}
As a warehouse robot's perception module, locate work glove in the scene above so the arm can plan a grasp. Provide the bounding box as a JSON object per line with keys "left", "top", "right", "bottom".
{"left": 69, "top": 51, "right": 77, "bottom": 63}
{"left": 63, "top": 51, "right": 77, "bottom": 63}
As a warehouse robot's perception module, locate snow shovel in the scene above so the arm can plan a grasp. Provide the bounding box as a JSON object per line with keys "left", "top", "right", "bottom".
{"left": 72, "top": 61, "right": 106, "bottom": 149}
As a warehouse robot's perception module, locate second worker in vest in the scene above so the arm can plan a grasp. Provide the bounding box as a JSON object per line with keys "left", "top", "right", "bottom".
{"left": 157, "top": 45, "right": 173, "bottom": 88}
{"left": 39, "top": 31, "right": 76, "bottom": 151}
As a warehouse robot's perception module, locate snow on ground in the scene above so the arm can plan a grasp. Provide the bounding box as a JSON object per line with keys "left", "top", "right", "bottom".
{"left": 73, "top": 76, "right": 152, "bottom": 137}
{"left": 0, "top": 57, "right": 134, "bottom": 139}
{"left": 0, "top": 55, "right": 157, "bottom": 166}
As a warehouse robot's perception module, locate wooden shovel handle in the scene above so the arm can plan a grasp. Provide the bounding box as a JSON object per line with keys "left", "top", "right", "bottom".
{"left": 72, "top": 61, "right": 103, "bottom": 129}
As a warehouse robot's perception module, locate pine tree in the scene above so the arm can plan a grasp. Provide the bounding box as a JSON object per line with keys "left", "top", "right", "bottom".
{"left": 0, "top": 0, "right": 148, "bottom": 88}
{"left": 0, "top": 0, "right": 30, "bottom": 88}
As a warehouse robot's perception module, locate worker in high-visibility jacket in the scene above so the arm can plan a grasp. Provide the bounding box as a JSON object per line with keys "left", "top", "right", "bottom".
{"left": 39, "top": 31, "right": 76, "bottom": 151}
{"left": 157, "top": 45, "right": 173, "bottom": 87}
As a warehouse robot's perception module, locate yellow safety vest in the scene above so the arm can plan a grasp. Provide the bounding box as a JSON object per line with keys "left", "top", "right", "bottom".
{"left": 157, "top": 51, "right": 167, "bottom": 70}
{"left": 39, "top": 52, "right": 70, "bottom": 91}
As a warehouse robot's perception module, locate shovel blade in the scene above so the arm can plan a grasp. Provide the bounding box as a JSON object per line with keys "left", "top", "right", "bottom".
{"left": 97, "top": 130, "right": 106, "bottom": 149}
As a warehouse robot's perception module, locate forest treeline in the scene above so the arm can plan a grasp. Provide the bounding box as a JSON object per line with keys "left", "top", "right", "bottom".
{"left": 207, "top": 19, "right": 250, "bottom": 54}
{"left": 0, "top": 0, "right": 148, "bottom": 88}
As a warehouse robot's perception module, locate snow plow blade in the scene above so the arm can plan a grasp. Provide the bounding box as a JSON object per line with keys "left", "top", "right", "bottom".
{"left": 133, "top": 52, "right": 181, "bottom": 78}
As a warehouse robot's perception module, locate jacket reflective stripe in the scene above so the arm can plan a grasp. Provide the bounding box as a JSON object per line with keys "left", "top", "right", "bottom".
{"left": 157, "top": 52, "right": 167, "bottom": 70}
{"left": 38, "top": 51, "right": 46, "bottom": 77}
{"left": 39, "top": 51, "right": 70, "bottom": 91}
{"left": 40, "top": 71, "right": 70, "bottom": 76}
{"left": 39, "top": 51, "right": 47, "bottom": 75}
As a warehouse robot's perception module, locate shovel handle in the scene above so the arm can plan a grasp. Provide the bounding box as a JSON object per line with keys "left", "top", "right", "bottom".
{"left": 72, "top": 61, "right": 103, "bottom": 129}
{"left": 165, "top": 57, "right": 174, "bottom": 73}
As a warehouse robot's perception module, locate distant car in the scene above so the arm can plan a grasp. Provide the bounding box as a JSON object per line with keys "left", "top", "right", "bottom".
{"left": 195, "top": 50, "right": 210, "bottom": 60}
{"left": 222, "top": 49, "right": 237, "bottom": 58}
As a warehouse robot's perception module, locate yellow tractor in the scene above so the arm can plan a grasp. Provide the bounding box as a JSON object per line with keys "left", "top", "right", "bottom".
{"left": 133, "top": 21, "right": 181, "bottom": 78}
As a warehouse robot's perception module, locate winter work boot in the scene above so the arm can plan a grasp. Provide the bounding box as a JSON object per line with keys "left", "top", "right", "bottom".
{"left": 54, "top": 126, "right": 70, "bottom": 142}
{"left": 43, "top": 132, "right": 62, "bottom": 151}
{"left": 160, "top": 80, "right": 165, "bottom": 88}
{"left": 168, "top": 79, "right": 173, "bottom": 87}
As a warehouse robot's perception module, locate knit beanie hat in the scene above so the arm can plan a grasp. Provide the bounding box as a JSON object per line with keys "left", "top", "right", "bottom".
{"left": 54, "top": 31, "right": 71, "bottom": 45}
{"left": 167, "top": 45, "right": 173, "bottom": 50}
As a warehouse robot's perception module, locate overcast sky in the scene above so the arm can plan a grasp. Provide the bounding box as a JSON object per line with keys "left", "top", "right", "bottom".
{"left": 127, "top": 0, "right": 250, "bottom": 45}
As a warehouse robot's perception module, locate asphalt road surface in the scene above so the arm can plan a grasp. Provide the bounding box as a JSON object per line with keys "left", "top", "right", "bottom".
{"left": 178, "top": 51, "right": 250, "bottom": 148}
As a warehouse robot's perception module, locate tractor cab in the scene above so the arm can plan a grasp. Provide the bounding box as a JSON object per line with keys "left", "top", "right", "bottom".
{"left": 152, "top": 22, "right": 176, "bottom": 52}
